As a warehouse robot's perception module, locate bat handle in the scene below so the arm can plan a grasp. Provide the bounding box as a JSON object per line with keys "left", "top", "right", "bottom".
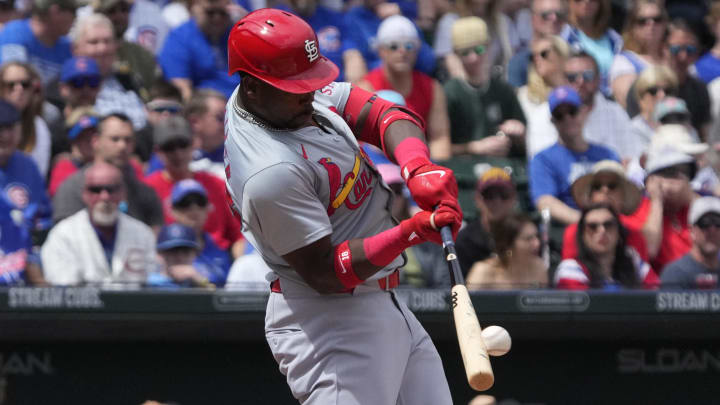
{"left": 440, "top": 225, "right": 454, "bottom": 247}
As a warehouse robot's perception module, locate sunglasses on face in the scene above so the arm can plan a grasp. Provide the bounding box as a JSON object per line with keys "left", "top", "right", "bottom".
{"left": 659, "top": 112, "right": 689, "bottom": 124}
{"left": 565, "top": 69, "right": 596, "bottom": 84}
{"left": 174, "top": 194, "right": 208, "bottom": 209}
{"left": 644, "top": 86, "right": 674, "bottom": 97}
{"left": 585, "top": 219, "right": 617, "bottom": 233}
{"left": 3, "top": 79, "right": 32, "bottom": 91}
{"left": 530, "top": 48, "right": 552, "bottom": 62}
{"left": 148, "top": 102, "right": 182, "bottom": 114}
{"left": 552, "top": 106, "right": 578, "bottom": 121}
{"left": 457, "top": 45, "right": 486, "bottom": 57}
{"left": 86, "top": 184, "right": 121, "bottom": 194}
{"left": 481, "top": 189, "right": 512, "bottom": 201}
{"left": 69, "top": 76, "right": 101, "bottom": 89}
{"left": 537, "top": 9, "right": 566, "bottom": 21}
{"left": 387, "top": 42, "right": 418, "bottom": 52}
{"left": 160, "top": 138, "right": 191, "bottom": 153}
{"left": 669, "top": 44, "right": 698, "bottom": 56}
{"left": 591, "top": 181, "right": 619, "bottom": 192}
{"left": 696, "top": 215, "right": 720, "bottom": 230}
{"left": 635, "top": 15, "right": 663, "bottom": 26}
{"left": 205, "top": 7, "right": 229, "bottom": 18}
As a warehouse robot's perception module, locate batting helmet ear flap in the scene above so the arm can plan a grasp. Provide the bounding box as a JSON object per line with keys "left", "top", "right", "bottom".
{"left": 228, "top": 9, "right": 339, "bottom": 94}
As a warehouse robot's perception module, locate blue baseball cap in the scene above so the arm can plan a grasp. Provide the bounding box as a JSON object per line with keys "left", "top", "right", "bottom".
{"left": 171, "top": 179, "right": 208, "bottom": 206}
{"left": 0, "top": 100, "right": 19, "bottom": 126}
{"left": 548, "top": 86, "right": 582, "bottom": 114}
{"left": 60, "top": 57, "right": 101, "bottom": 83}
{"left": 157, "top": 223, "right": 199, "bottom": 251}
{"left": 67, "top": 115, "right": 99, "bottom": 140}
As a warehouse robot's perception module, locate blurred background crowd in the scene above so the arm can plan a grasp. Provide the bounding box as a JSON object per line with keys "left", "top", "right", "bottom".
{"left": 0, "top": 0, "right": 719, "bottom": 291}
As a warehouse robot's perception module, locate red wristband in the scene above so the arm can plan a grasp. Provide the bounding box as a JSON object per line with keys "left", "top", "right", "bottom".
{"left": 363, "top": 221, "right": 421, "bottom": 267}
{"left": 394, "top": 137, "right": 430, "bottom": 171}
{"left": 334, "top": 240, "right": 363, "bottom": 290}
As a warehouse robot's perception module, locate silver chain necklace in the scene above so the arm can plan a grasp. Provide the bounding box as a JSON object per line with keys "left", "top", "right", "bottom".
{"left": 233, "top": 103, "right": 293, "bottom": 132}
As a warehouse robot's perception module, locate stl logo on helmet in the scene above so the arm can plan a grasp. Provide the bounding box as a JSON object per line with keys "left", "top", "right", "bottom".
{"left": 305, "top": 39, "right": 319, "bottom": 62}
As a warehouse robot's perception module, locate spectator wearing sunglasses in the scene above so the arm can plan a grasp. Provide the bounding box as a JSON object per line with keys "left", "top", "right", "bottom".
{"left": 53, "top": 112, "right": 164, "bottom": 230}
{"left": 609, "top": 0, "right": 668, "bottom": 111}
{"left": 56, "top": 56, "right": 102, "bottom": 155}
{"left": 89, "top": 0, "right": 163, "bottom": 99}
{"left": 444, "top": 17, "right": 527, "bottom": 158}
{"left": 507, "top": 0, "right": 569, "bottom": 88}
{"left": 638, "top": 132, "right": 708, "bottom": 273}
{"left": 158, "top": 0, "right": 242, "bottom": 101}
{"left": 564, "top": 51, "right": 630, "bottom": 158}
{"left": 554, "top": 203, "right": 658, "bottom": 290}
{"left": 624, "top": 66, "right": 679, "bottom": 160}
{"left": 144, "top": 116, "right": 244, "bottom": 258}
{"left": 168, "top": 180, "right": 233, "bottom": 286}
{"left": 661, "top": 197, "right": 720, "bottom": 289}
{"left": 148, "top": 223, "right": 216, "bottom": 289}
{"left": 0, "top": 0, "right": 75, "bottom": 87}
{"left": 0, "top": 61, "right": 52, "bottom": 178}
{"left": 357, "top": 15, "right": 451, "bottom": 161}
{"left": 69, "top": 13, "right": 149, "bottom": 133}
{"left": 518, "top": 35, "right": 570, "bottom": 159}
{"left": 560, "top": 0, "right": 622, "bottom": 96}
{"left": 530, "top": 86, "right": 619, "bottom": 226}
{"left": 42, "top": 160, "right": 157, "bottom": 287}
{"left": 662, "top": 18, "right": 711, "bottom": 141}
{"left": 562, "top": 160, "right": 647, "bottom": 262}
{"left": 455, "top": 167, "right": 515, "bottom": 277}
{"left": 48, "top": 107, "right": 99, "bottom": 196}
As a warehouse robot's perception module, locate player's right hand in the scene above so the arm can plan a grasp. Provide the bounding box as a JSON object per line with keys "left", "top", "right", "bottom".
{"left": 400, "top": 203, "right": 462, "bottom": 245}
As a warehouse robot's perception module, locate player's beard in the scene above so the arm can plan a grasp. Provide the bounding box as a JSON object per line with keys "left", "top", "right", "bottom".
{"left": 91, "top": 202, "right": 119, "bottom": 227}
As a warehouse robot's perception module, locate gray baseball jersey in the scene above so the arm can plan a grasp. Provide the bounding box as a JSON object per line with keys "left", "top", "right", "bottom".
{"left": 224, "top": 81, "right": 404, "bottom": 287}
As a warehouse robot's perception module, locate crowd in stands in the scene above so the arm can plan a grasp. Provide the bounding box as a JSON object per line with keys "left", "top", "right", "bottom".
{"left": 1, "top": 0, "right": 720, "bottom": 291}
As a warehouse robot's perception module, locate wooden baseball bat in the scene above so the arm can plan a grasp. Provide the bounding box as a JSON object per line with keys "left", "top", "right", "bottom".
{"left": 440, "top": 226, "right": 495, "bottom": 391}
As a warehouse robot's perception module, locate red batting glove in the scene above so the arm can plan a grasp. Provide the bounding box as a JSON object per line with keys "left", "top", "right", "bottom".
{"left": 402, "top": 157, "right": 459, "bottom": 212}
{"left": 400, "top": 204, "right": 462, "bottom": 245}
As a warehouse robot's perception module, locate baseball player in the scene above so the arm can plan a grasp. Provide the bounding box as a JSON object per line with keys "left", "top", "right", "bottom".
{"left": 224, "top": 9, "right": 463, "bottom": 405}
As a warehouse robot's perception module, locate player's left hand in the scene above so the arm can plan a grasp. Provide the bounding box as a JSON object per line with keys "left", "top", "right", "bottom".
{"left": 402, "top": 157, "right": 459, "bottom": 212}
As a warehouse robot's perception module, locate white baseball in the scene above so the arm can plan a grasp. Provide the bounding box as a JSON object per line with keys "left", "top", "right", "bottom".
{"left": 481, "top": 325, "right": 511, "bottom": 357}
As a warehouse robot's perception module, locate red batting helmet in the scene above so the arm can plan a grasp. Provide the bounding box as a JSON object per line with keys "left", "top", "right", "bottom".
{"left": 228, "top": 9, "right": 339, "bottom": 94}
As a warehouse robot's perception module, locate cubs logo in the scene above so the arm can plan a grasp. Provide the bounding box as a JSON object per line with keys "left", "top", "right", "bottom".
{"left": 316, "top": 26, "right": 341, "bottom": 53}
{"left": 318, "top": 155, "right": 373, "bottom": 216}
{"left": 5, "top": 184, "right": 29, "bottom": 209}
{"left": 305, "top": 39, "right": 319, "bottom": 62}
{"left": 136, "top": 26, "right": 158, "bottom": 52}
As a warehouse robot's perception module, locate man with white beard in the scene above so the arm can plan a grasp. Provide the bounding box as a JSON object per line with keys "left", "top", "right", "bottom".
{"left": 41, "top": 161, "right": 157, "bottom": 287}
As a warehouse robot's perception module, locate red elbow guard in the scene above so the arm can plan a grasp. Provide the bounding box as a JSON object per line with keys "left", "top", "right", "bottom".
{"left": 334, "top": 240, "right": 363, "bottom": 290}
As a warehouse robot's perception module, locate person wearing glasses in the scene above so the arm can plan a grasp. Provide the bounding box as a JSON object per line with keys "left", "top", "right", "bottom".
{"left": 0, "top": 0, "right": 75, "bottom": 87}
{"left": 168, "top": 181, "right": 232, "bottom": 287}
{"left": 508, "top": 0, "right": 568, "bottom": 88}
{"left": 357, "top": 15, "right": 451, "bottom": 161}
{"left": 41, "top": 160, "right": 157, "bottom": 287}
{"left": 553, "top": 203, "right": 658, "bottom": 290}
{"left": 530, "top": 86, "right": 619, "bottom": 226}
{"left": 53, "top": 113, "right": 164, "bottom": 230}
{"left": 609, "top": 0, "right": 668, "bottom": 110}
{"left": 562, "top": 160, "right": 647, "bottom": 262}
{"left": 560, "top": 0, "right": 622, "bottom": 96}
{"left": 661, "top": 197, "right": 720, "bottom": 289}
{"left": 0, "top": 61, "right": 52, "bottom": 177}
{"left": 158, "top": 0, "right": 243, "bottom": 101}
{"left": 444, "top": 16, "right": 527, "bottom": 158}
{"left": 144, "top": 116, "right": 245, "bottom": 259}
{"left": 517, "top": 35, "right": 570, "bottom": 159}
{"left": 564, "top": 50, "right": 630, "bottom": 158}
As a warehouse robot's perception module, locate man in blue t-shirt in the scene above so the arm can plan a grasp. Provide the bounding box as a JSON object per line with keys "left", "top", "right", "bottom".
{"left": 530, "top": 86, "right": 619, "bottom": 225}
{"left": 158, "top": 0, "right": 240, "bottom": 100}
{"left": 0, "top": 0, "right": 75, "bottom": 86}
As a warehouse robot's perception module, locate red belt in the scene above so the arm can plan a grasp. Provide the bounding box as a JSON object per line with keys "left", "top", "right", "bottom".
{"left": 270, "top": 271, "right": 399, "bottom": 293}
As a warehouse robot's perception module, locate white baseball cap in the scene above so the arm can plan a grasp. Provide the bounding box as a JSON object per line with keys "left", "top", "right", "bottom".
{"left": 644, "top": 143, "right": 696, "bottom": 176}
{"left": 689, "top": 196, "right": 720, "bottom": 225}
{"left": 377, "top": 15, "right": 419, "bottom": 46}
{"left": 652, "top": 124, "right": 708, "bottom": 155}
